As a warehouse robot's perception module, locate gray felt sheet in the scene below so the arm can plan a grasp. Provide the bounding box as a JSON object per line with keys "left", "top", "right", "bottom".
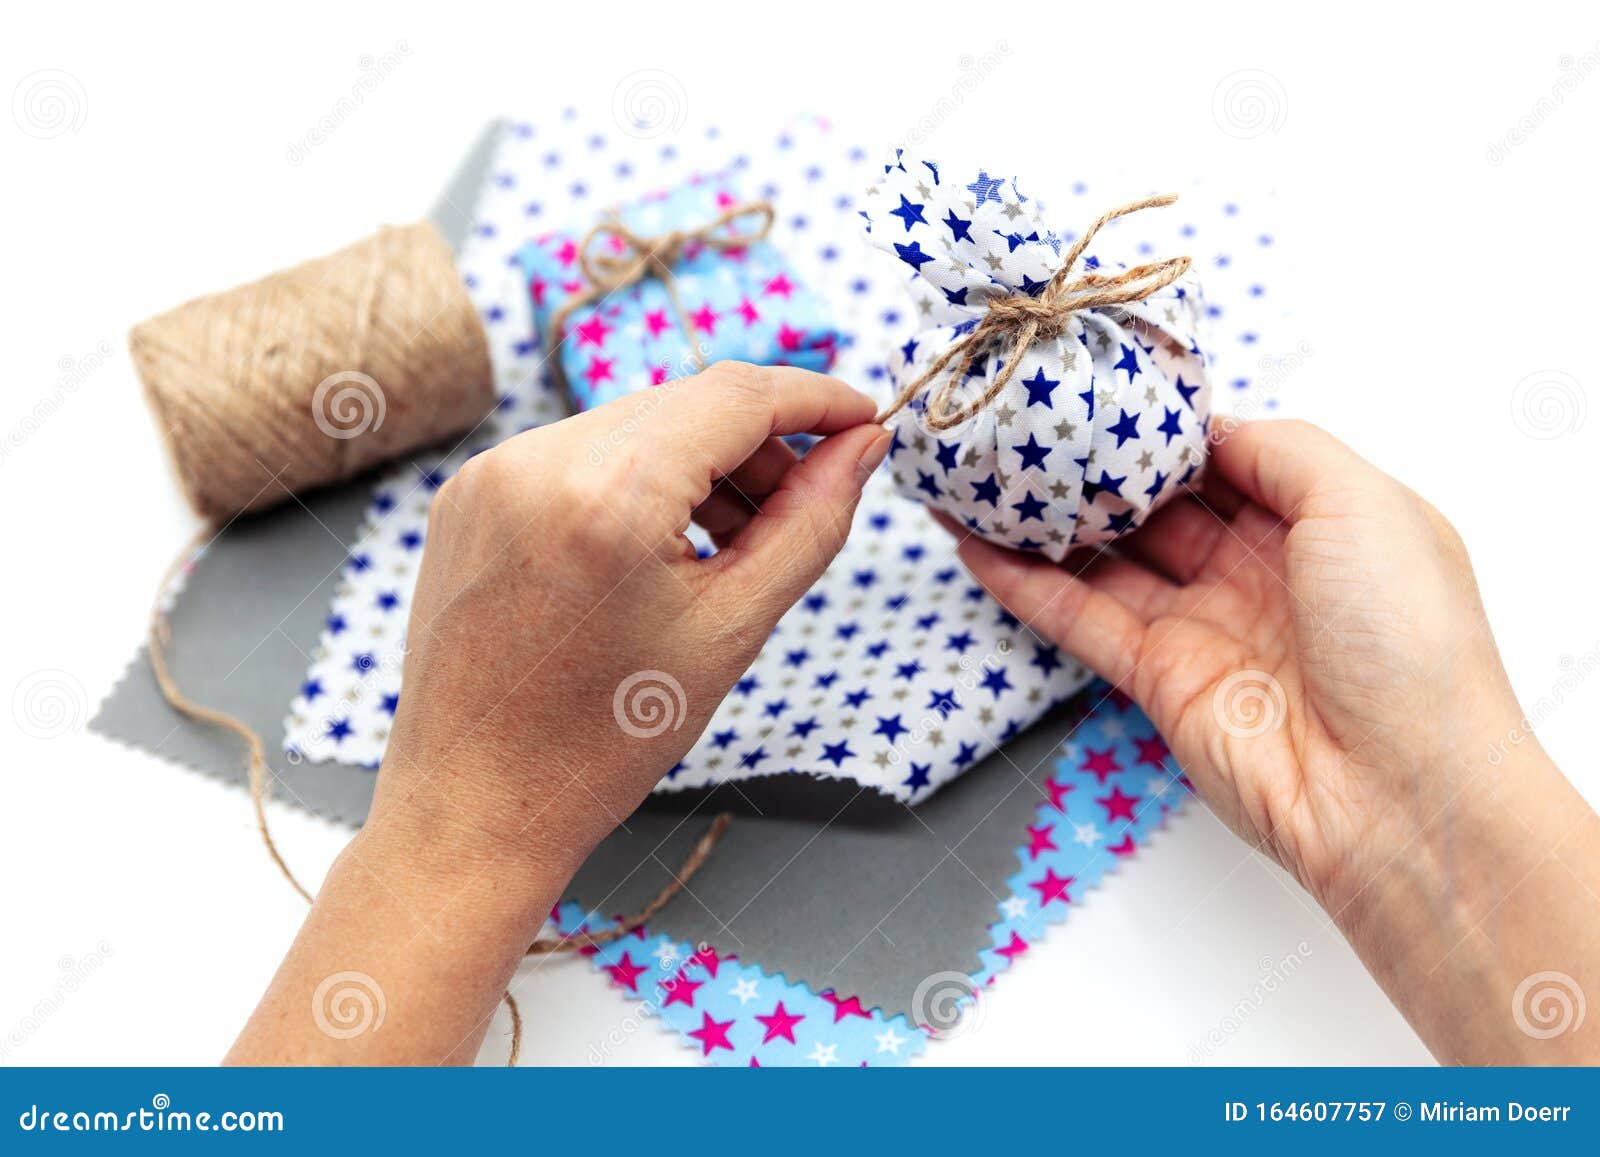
{"left": 89, "top": 119, "right": 1089, "bottom": 1019}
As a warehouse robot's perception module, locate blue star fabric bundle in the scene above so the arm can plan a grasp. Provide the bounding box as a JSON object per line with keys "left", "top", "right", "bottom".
{"left": 518, "top": 174, "right": 842, "bottom": 411}
{"left": 863, "top": 154, "right": 1212, "bottom": 561}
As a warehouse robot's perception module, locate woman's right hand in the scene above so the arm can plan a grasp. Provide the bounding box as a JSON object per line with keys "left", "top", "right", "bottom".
{"left": 947, "top": 419, "right": 1600, "bottom": 1063}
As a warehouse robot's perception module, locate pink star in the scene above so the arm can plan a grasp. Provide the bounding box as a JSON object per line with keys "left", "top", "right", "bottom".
{"left": 690, "top": 304, "right": 719, "bottom": 335}
{"left": 1107, "top": 834, "right": 1138, "bottom": 856}
{"left": 764, "top": 272, "right": 794, "bottom": 298}
{"left": 1097, "top": 785, "right": 1141, "bottom": 823}
{"left": 715, "top": 190, "right": 738, "bottom": 208}
{"left": 574, "top": 315, "right": 612, "bottom": 348}
{"left": 821, "top": 991, "right": 871, "bottom": 1023}
{"left": 1029, "top": 868, "right": 1075, "bottom": 907}
{"left": 1043, "top": 775, "right": 1074, "bottom": 811}
{"left": 585, "top": 356, "right": 615, "bottom": 385}
{"left": 649, "top": 365, "right": 670, "bottom": 385}
{"left": 661, "top": 972, "right": 703, "bottom": 1008}
{"left": 1025, "top": 823, "right": 1058, "bottom": 861}
{"left": 755, "top": 1001, "right": 806, "bottom": 1045}
{"left": 1079, "top": 746, "right": 1123, "bottom": 784}
{"left": 736, "top": 298, "right": 761, "bottom": 326}
{"left": 776, "top": 323, "right": 806, "bottom": 352}
{"left": 644, "top": 310, "right": 672, "bottom": 338}
{"left": 688, "top": 945, "right": 725, "bottom": 979}
{"left": 530, "top": 279, "right": 548, "bottom": 307}
{"left": 555, "top": 239, "right": 578, "bottom": 267}
{"left": 604, "top": 952, "right": 648, "bottom": 992}
{"left": 1133, "top": 734, "right": 1170, "bottom": 770}
{"left": 687, "top": 1012, "right": 736, "bottom": 1056}
{"left": 996, "top": 932, "right": 1029, "bottom": 961}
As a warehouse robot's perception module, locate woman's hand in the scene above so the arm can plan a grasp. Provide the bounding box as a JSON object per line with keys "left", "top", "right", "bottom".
{"left": 949, "top": 419, "right": 1600, "bottom": 1064}
{"left": 228, "top": 363, "right": 888, "bottom": 1064}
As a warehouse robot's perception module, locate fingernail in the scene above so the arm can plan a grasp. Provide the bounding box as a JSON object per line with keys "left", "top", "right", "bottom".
{"left": 854, "top": 429, "right": 891, "bottom": 484}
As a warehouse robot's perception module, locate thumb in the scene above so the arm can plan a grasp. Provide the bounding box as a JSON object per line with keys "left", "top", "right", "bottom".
{"left": 706, "top": 423, "right": 891, "bottom": 629}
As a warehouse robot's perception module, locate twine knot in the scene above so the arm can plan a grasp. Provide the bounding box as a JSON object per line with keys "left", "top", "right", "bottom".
{"left": 877, "top": 193, "right": 1192, "bottom": 433}
{"left": 549, "top": 201, "right": 776, "bottom": 390}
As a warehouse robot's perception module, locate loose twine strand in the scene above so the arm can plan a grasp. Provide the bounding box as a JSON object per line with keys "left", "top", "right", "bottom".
{"left": 874, "top": 194, "right": 1191, "bottom": 432}
{"left": 546, "top": 201, "right": 776, "bottom": 392}
{"left": 147, "top": 532, "right": 730, "bottom": 1065}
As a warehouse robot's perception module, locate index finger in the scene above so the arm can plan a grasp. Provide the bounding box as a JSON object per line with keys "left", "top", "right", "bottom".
{"left": 609, "top": 361, "right": 879, "bottom": 481}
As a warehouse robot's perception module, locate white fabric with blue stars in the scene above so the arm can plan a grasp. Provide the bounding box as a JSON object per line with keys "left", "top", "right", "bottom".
{"left": 282, "top": 112, "right": 1290, "bottom": 805}
{"left": 863, "top": 153, "right": 1211, "bottom": 562}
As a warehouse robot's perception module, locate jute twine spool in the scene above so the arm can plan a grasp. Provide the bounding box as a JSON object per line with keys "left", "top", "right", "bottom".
{"left": 135, "top": 223, "right": 729, "bottom": 1063}
{"left": 130, "top": 222, "right": 494, "bottom": 522}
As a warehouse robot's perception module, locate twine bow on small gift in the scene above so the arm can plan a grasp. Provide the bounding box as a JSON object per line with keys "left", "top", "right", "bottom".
{"left": 547, "top": 200, "right": 777, "bottom": 391}
{"left": 876, "top": 194, "right": 1193, "bottom": 433}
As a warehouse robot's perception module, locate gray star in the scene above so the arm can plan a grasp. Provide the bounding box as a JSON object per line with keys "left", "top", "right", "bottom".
{"left": 994, "top": 404, "right": 1016, "bottom": 427}
{"left": 1053, "top": 419, "right": 1076, "bottom": 441}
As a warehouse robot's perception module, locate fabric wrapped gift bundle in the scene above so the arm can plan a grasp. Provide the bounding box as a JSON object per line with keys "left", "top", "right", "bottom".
{"left": 517, "top": 174, "right": 843, "bottom": 411}
{"left": 862, "top": 153, "right": 1213, "bottom": 561}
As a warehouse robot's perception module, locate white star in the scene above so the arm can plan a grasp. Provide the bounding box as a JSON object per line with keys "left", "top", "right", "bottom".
{"left": 651, "top": 937, "right": 681, "bottom": 967}
{"left": 875, "top": 1028, "right": 906, "bottom": 1055}
{"left": 1072, "top": 820, "right": 1103, "bottom": 847}
{"left": 1100, "top": 718, "right": 1126, "bottom": 740}
{"left": 807, "top": 1042, "right": 839, "bottom": 1067}
{"left": 1000, "top": 895, "right": 1029, "bottom": 920}
{"left": 728, "top": 976, "right": 760, "bottom": 1005}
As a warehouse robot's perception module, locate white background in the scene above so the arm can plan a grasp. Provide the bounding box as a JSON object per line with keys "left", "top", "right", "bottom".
{"left": 3, "top": 0, "right": 1599, "bottom": 1066}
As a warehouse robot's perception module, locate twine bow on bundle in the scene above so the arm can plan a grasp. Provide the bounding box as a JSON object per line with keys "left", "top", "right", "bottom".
{"left": 547, "top": 200, "right": 776, "bottom": 389}
{"left": 876, "top": 193, "right": 1192, "bottom": 433}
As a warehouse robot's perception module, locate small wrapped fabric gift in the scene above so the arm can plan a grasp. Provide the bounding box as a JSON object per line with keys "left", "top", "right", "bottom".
{"left": 519, "top": 176, "right": 842, "bottom": 411}
{"left": 864, "top": 155, "right": 1212, "bottom": 561}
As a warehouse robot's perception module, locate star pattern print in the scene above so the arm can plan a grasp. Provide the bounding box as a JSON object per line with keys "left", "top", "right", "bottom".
{"left": 863, "top": 153, "right": 1212, "bottom": 562}
{"left": 564, "top": 686, "right": 1189, "bottom": 1065}
{"left": 518, "top": 175, "right": 841, "bottom": 410}
{"left": 549, "top": 901, "right": 926, "bottom": 1067}
{"left": 282, "top": 111, "right": 1291, "bottom": 808}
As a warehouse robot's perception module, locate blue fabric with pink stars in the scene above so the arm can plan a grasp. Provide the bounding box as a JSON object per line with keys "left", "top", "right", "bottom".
{"left": 517, "top": 174, "right": 842, "bottom": 411}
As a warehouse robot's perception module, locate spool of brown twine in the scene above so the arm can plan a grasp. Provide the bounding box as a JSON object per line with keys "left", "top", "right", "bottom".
{"left": 135, "top": 223, "right": 730, "bottom": 1065}
{"left": 130, "top": 222, "right": 495, "bottom": 522}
